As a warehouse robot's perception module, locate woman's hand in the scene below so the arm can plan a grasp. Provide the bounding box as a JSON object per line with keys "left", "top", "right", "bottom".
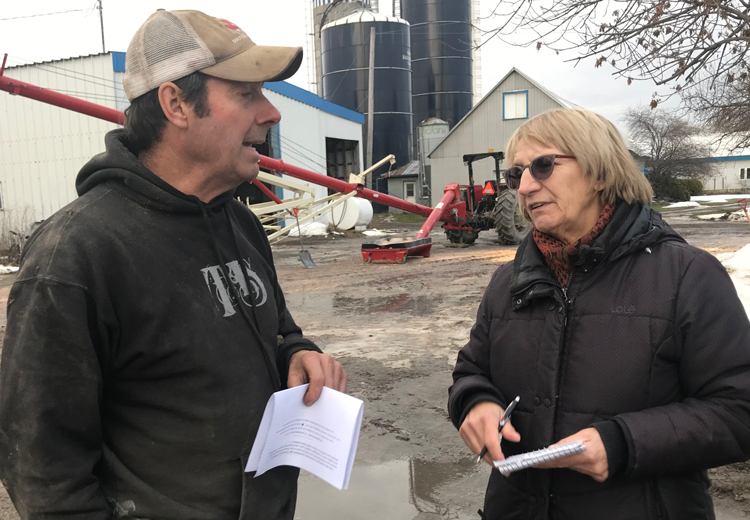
{"left": 534, "top": 428, "right": 609, "bottom": 482}
{"left": 459, "top": 401, "right": 521, "bottom": 467}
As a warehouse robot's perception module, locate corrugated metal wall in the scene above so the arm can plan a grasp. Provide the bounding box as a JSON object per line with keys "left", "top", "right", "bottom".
{"left": 429, "top": 71, "right": 564, "bottom": 192}
{"left": 0, "top": 54, "right": 120, "bottom": 234}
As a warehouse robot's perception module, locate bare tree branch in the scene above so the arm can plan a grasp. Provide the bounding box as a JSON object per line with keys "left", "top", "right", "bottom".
{"left": 479, "top": 0, "right": 750, "bottom": 152}
{"left": 625, "top": 106, "right": 719, "bottom": 198}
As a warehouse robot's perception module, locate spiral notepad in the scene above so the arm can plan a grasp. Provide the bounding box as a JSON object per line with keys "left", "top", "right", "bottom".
{"left": 494, "top": 441, "right": 586, "bottom": 475}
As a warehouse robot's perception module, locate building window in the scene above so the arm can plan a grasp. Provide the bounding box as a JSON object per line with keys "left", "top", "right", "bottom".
{"left": 503, "top": 91, "right": 528, "bottom": 120}
{"left": 741, "top": 168, "right": 746, "bottom": 180}
{"left": 326, "top": 138, "right": 360, "bottom": 195}
{"left": 326, "top": 138, "right": 360, "bottom": 181}
{"left": 404, "top": 181, "right": 415, "bottom": 198}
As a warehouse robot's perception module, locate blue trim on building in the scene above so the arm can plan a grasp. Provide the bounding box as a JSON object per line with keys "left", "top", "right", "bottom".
{"left": 264, "top": 81, "right": 365, "bottom": 125}
{"left": 502, "top": 90, "right": 529, "bottom": 121}
{"left": 112, "top": 52, "right": 126, "bottom": 72}
{"left": 707, "top": 155, "right": 750, "bottom": 162}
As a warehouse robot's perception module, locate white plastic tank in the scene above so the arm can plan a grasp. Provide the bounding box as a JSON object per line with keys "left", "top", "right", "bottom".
{"left": 327, "top": 198, "right": 374, "bottom": 230}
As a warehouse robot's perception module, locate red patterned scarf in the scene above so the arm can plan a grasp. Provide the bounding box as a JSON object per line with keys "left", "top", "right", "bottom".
{"left": 532, "top": 203, "right": 616, "bottom": 288}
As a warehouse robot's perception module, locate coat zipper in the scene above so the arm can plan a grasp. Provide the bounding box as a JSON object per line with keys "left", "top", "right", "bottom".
{"left": 549, "top": 270, "right": 575, "bottom": 520}
{"left": 554, "top": 269, "right": 575, "bottom": 433}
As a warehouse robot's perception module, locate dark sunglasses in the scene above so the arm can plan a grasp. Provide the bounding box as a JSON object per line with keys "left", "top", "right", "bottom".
{"left": 504, "top": 154, "right": 576, "bottom": 189}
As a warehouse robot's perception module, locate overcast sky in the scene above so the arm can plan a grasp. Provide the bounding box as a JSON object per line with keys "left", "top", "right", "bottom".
{"left": 0, "top": 0, "right": 678, "bottom": 137}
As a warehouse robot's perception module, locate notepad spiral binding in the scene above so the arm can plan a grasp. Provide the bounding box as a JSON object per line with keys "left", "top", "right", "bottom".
{"left": 494, "top": 440, "right": 587, "bottom": 475}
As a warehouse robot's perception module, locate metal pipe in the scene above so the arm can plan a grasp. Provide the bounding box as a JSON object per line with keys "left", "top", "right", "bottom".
{"left": 98, "top": 0, "right": 106, "bottom": 54}
{"left": 414, "top": 189, "right": 456, "bottom": 239}
{"left": 252, "top": 179, "right": 283, "bottom": 205}
{"left": 0, "top": 75, "right": 125, "bottom": 125}
{"left": 259, "top": 156, "right": 436, "bottom": 217}
{"left": 0, "top": 74, "right": 452, "bottom": 222}
{"left": 467, "top": 160, "right": 475, "bottom": 212}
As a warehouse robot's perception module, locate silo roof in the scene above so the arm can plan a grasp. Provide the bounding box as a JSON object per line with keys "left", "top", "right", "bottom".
{"left": 321, "top": 9, "right": 409, "bottom": 30}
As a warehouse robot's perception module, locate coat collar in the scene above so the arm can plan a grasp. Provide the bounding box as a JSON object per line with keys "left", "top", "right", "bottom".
{"left": 509, "top": 202, "right": 684, "bottom": 308}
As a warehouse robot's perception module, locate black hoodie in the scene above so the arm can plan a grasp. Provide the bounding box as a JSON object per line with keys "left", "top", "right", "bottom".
{"left": 0, "top": 129, "right": 320, "bottom": 519}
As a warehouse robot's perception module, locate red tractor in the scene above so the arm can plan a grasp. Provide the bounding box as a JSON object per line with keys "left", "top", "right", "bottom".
{"left": 442, "top": 152, "right": 531, "bottom": 245}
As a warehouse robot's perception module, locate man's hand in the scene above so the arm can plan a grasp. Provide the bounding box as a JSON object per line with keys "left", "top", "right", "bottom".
{"left": 534, "top": 428, "right": 609, "bottom": 482}
{"left": 288, "top": 351, "right": 347, "bottom": 406}
{"left": 459, "top": 401, "right": 521, "bottom": 467}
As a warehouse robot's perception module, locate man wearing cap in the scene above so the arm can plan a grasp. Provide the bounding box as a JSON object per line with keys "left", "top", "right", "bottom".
{"left": 0, "top": 9, "right": 346, "bottom": 520}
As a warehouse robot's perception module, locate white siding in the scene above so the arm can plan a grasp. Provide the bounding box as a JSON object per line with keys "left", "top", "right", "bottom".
{"left": 0, "top": 54, "right": 119, "bottom": 235}
{"left": 702, "top": 158, "right": 750, "bottom": 193}
{"left": 264, "top": 90, "right": 364, "bottom": 208}
{"left": 429, "top": 71, "right": 565, "bottom": 194}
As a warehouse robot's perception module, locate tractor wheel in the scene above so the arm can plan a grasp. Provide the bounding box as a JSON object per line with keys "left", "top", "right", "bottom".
{"left": 445, "top": 229, "right": 479, "bottom": 245}
{"left": 493, "top": 189, "right": 532, "bottom": 245}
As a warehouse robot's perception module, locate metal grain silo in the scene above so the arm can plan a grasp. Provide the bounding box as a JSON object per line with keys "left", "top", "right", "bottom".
{"left": 310, "top": 0, "right": 372, "bottom": 96}
{"left": 321, "top": 10, "right": 413, "bottom": 199}
{"left": 401, "top": 0, "right": 473, "bottom": 128}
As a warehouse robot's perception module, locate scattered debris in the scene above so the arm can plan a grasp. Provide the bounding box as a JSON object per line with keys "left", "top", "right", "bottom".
{"left": 698, "top": 211, "right": 746, "bottom": 221}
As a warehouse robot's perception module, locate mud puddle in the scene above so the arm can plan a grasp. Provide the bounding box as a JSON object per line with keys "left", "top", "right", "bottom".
{"left": 333, "top": 294, "right": 442, "bottom": 316}
{"left": 296, "top": 458, "right": 481, "bottom": 520}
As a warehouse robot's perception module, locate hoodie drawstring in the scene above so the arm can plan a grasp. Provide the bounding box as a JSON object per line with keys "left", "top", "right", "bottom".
{"left": 198, "top": 202, "right": 281, "bottom": 390}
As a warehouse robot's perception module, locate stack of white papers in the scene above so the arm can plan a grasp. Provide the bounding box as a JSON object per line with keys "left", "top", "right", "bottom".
{"left": 246, "top": 384, "right": 364, "bottom": 490}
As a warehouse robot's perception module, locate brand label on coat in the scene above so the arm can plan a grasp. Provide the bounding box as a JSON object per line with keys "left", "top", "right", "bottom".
{"left": 201, "top": 259, "right": 268, "bottom": 317}
{"left": 612, "top": 304, "right": 635, "bottom": 314}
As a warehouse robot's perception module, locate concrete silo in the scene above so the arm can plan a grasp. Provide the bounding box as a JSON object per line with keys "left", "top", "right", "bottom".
{"left": 400, "top": 0, "right": 473, "bottom": 128}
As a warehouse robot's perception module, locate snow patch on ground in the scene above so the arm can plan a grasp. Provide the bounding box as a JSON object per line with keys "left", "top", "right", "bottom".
{"left": 362, "top": 229, "right": 387, "bottom": 237}
{"left": 666, "top": 201, "right": 700, "bottom": 208}
{"left": 288, "top": 222, "right": 329, "bottom": 237}
{"left": 721, "top": 244, "right": 750, "bottom": 317}
{"left": 0, "top": 266, "right": 18, "bottom": 275}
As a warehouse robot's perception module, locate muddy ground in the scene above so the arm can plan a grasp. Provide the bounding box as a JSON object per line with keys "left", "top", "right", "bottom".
{"left": 1, "top": 210, "right": 750, "bottom": 519}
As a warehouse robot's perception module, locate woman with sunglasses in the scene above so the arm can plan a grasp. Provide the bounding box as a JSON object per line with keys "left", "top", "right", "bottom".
{"left": 449, "top": 108, "right": 750, "bottom": 520}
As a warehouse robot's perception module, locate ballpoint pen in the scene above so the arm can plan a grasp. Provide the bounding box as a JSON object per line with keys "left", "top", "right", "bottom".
{"left": 476, "top": 396, "right": 520, "bottom": 463}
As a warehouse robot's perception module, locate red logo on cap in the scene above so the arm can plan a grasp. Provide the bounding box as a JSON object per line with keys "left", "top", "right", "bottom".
{"left": 220, "top": 19, "right": 242, "bottom": 31}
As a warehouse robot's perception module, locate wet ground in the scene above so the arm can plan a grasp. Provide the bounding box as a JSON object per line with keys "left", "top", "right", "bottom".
{"left": 1, "top": 209, "right": 750, "bottom": 519}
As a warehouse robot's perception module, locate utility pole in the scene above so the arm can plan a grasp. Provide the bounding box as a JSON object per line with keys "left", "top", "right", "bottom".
{"left": 366, "top": 27, "right": 375, "bottom": 175}
{"left": 98, "top": 0, "right": 106, "bottom": 53}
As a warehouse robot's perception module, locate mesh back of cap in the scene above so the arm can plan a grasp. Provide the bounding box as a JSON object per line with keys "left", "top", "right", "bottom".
{"left": 124, "top": 11, "right": 215, "bottom": 100}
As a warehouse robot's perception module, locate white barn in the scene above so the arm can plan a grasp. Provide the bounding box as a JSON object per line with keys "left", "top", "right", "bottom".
{"left": 701, "top": 148, "right": 750, "bottom": 193}
{"left": 0, "top": 52, "right": 363, "bottom": 245}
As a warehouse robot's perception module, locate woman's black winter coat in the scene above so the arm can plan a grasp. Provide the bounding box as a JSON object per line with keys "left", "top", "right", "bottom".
{"left": 449, "top": 203, "right": 750, "bottom": 520}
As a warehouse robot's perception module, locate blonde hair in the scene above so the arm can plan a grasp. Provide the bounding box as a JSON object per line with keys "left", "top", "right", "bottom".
{"left": 505, "top": 108, "right": 653, "bottom": 221}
